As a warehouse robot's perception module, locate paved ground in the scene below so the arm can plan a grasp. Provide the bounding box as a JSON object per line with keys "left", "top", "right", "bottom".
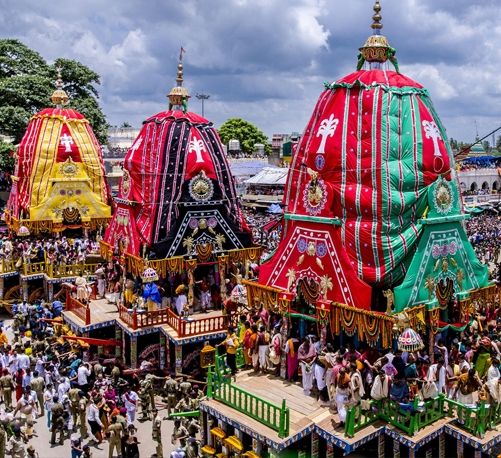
{"left": 28, "top": 406, "right": 177, "bottom": 458}
{"left": 1, "top": 314, "right": 178, "bottom": 458}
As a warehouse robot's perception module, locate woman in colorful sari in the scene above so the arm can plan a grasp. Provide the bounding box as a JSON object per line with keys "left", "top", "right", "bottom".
{"left": 473, "top": 336, "right": 492, "bottom": 378}
{"left": 285, "top": 335, "right": 300, "bottom": 381}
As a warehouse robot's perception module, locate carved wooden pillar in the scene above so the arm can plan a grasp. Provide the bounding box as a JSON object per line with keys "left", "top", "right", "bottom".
{"left": 311, "top": 431, "right": 319, "bottom": 458}
{"left": 115, "top": 327, "right": 122, "bottom": 359}
{"left": 393, "top": 439, "right": 400, "bottom": 458}
{"left": 456, "top": 439, "right": 464, "bottom": 458}
{"left": 47, "top": 282, "right": 54, "bottom": 302}
{"left": 378, "top": 435, "right": 385, "bottom": 458}
{"left": 326, "top": 442, "right": 334, "bottom": 458}
{"left": 438, "top": 433, "right": 445, "bottom": 458}
{"left": 159, "top": 333, "right": 166, "bottom": 370}
{"left": 22, "top": 278, "right": 28, "bottom": 302}
{"left": 218, "top": 255, "right": 228, "bottom": 303}
{"left": 130, "top": 335, "right": 138, "bottom": 369}
{"left": 175, "top": 344, "right": 182, "bottom": 375}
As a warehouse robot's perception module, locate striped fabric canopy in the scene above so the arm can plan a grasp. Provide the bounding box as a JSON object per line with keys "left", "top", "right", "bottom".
{"left": 284, "top": 69, "right": 455, "bottom": 287}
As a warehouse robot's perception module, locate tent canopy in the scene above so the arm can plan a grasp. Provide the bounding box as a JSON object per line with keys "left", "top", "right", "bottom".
{"left": 245, "top": 167, "right": 288, "bottom": 186}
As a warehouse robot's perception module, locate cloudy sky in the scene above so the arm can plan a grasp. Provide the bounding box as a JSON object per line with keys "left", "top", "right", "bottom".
{"left": 2, "top": 0, "right": 500, "bottom": 144}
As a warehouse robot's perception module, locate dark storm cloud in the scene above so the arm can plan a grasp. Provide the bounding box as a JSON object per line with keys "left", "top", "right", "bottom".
{"left": 0, "top": 0, "right": 499, "bottom": 142}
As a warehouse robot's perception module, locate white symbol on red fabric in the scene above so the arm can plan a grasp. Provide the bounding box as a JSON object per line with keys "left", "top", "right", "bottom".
{"left": 189, "top": 138, "right": 205, "bottom": 163}
{"left": 130, "top": 135, "right": 143, "bottom": 158}
{"left": 60, "top": 133, "right": 74, "bottom": 152}
{"left": 315, "top": 114, "right": 339, "bottom": 155}
{"left": 422, "top": 120, "right": 442, "bottom": 157}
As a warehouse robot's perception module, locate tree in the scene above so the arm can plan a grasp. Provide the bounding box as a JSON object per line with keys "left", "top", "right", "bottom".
{"left": 218, "top": 118, "right": 271, "bottom": 155}
{"left": 0, "top": 140, "right": 15, "bottom": 174}
{"left": 0, "top": 40, "right": 108, "bottom": 144}
{"left": 482, "top": 140, "right": 491, "bottom": 153}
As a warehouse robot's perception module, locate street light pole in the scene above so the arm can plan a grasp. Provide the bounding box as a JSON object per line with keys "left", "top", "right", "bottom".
{"left": 196, "top": 93, "right": 210, "bottom": 117}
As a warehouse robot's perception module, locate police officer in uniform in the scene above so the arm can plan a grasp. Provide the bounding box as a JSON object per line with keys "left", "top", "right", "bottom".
{"left": 163, "top": 374, "right": 179, "bottom": 417}
{"left": 151, "top": 408, "right": 164, "bottom": 458}
{"left": 50, "top": 396, "right": 65, "bottom": 445}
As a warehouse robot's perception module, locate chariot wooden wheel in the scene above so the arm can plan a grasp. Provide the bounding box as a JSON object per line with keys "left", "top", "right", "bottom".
{"left": 28, "top": 286, "right": 44, "bottom": 303}
{"left": 1, "top": 285, "right": 22, "bottom": 315}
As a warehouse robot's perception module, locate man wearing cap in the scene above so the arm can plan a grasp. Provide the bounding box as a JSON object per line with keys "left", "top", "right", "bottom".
{"left": 163, "top": 374, "right": 179, "bottom": 417}
{"left": 29, "top": 370, "right": 45, "bottom": 417}
{"left": 171, "top": 419, "right": 188, "bottom": 448}
{"left": 0, "top": 368, "right": 14, "bottom": 412}
{"left": 50, "top": 395, "right": 65, "bottom": 445}
{"left": 179, "top": 375, "right": 192, "bottom": 396}
{"left": 116, "top": 407, "right": 128, "bottom": 431}
{"left": 218, "top": 326, "right": 239, "bottom": 375}
{"left": 106, "top": 415, "right": 123, "bottom": 458}
{"left": 138, "top": 379, "right": 152, "bottom": 421}
{"left": 78, "top": 392, "right": 89, "bottom": 439}
{"left": 7, "top": 426, "right": 24, "bottom": 458}
{"left": 68, "top": 386, "right": 82, "bottom": 431}
{"left": 151, "top": 407, "right": 164, "bottom": 458}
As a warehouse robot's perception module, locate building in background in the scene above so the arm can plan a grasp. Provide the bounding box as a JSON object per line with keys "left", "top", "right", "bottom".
{"left": 270, "top": 131, "right": 301, "bottom": 166}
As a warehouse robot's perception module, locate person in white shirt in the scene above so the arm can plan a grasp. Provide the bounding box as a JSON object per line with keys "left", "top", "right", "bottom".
{"left": 77, "top": 363, "right": 91, "bottom": 392}
{"left": 43, "top": 383, "right": 56, "bottom": 428}
{"left": 122, "top": 387, "right": 139, "bottom": 425}
{"left": 8, "top": 354, "right": 18, "bottom": 374}
{"left": 175, "top": 291, "right": 187, "bottom": 316}
{"left": 57, "top": 377, "right": 70, "bottom": 401}
{"left": 17, "top": 352, "right": 30, "bottom": 371}
{"left": 34, "top": 353, "right": 45, "bottom": 378}
{"left": 426, "top": 357, "right": 446, "bottom": 395}
{"left": 487, "top": 357, "right": 500, "bottom": 382}
{"left": 458, "top": 353, "right": 471, "bottom": 373}
{"left": 86, "top": 397, "right": 103, "bottom": 443}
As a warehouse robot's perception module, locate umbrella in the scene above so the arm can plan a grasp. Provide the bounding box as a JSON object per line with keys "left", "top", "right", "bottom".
{"left": 16, "top": 225, "right": 30, "bottom": 237}
{"left": 398, "top": 328, "right": 424, "bottom": 352}
{"left": 141, "top": 267, "right": 159, "bottom": 283}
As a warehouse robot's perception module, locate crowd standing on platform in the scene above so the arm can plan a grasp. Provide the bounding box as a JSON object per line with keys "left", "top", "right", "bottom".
{"left": 226, "top": 297, "right": 501, "bottom": 428}
{"left": 0, "top": 235, "right": 102, "bottom": 268}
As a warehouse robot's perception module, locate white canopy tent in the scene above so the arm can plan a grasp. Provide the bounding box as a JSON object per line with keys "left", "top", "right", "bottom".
{"left": 244, "top": 167, "right": 288, "bottom": 186}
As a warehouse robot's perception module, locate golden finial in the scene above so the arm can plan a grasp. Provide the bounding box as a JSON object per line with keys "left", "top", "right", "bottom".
{"left": 168, "top": 47, "right": 190, "bottom": 111}
{"left": 372, "top": 1, "right": 383, "bottom": 31}
{"left": 51, "top": 68, "right": 69, "bottom": 107}
{"left": 357, "top": 0, "right": 399, "bottom": 72}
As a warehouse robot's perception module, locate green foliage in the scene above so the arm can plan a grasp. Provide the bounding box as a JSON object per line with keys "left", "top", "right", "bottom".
{"left": 482, "top": 140, "right": 491, "bottom": 153}
{"left": 0, "top": 39, "right": 108, "bottom": 144}
{"left": 218, "top": 118, "right": 271, "bottom": 155}
{"left": 0, "top": 140, "right": 15, "bottom": 174}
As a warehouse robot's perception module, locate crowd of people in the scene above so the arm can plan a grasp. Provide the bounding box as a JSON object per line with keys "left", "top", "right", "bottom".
{"left": 243, "top": 208, "right": 282, "bottom": 254}
{"left": 0, "top": 294, "right": 204, "bottom": 458}
{"left": 466, "top": 213, "right": 501, "bottom": 279}
{"left": 219, "top": 298, "right": 500, "bottom": 429}
{"left": 0, "top": 235, "right": 102, "bottom": 269}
